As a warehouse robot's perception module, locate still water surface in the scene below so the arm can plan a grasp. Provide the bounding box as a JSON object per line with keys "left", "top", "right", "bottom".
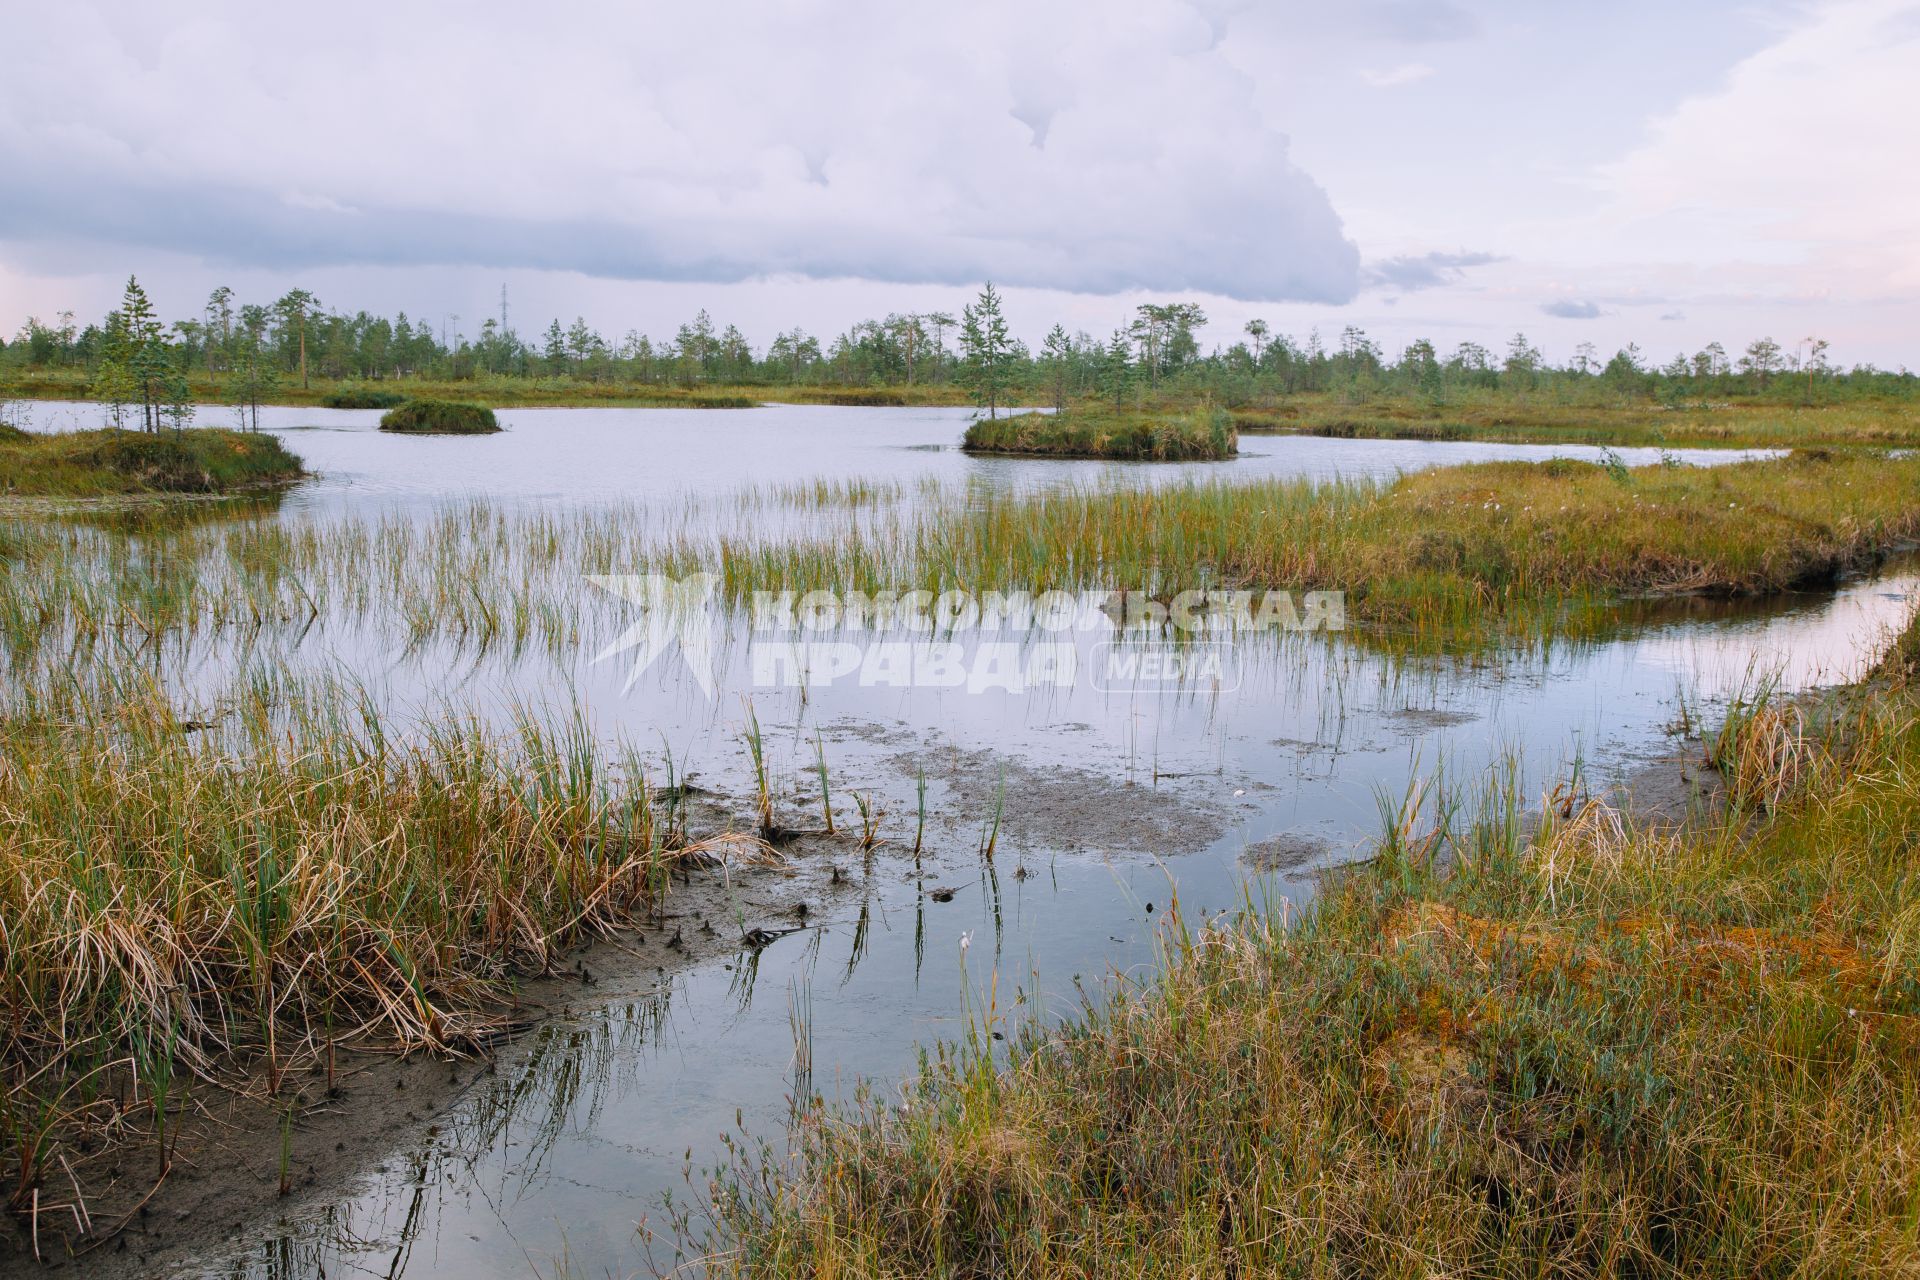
{"left": 16, "top": 399, "right": 1770, "bottom": 519}
{"left": 19, "top": 401, "right": 1892, "bottom": 1279}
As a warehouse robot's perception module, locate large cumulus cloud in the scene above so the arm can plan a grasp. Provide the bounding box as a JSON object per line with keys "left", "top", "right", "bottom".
{"left": 0, "top": 0, "right": 1362, "bottom": 301}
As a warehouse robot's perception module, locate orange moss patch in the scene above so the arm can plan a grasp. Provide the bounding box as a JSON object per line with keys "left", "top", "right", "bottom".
{"left": 1385, "top": 899, "right": 1881, "bottom": 996}
{"left": 1383, "top": 900, "right": 1593, "bottom": 977}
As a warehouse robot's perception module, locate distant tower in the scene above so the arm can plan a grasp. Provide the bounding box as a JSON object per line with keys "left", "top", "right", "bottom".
{"left": 501, "top": 283, "right": 509, "bottom": 336}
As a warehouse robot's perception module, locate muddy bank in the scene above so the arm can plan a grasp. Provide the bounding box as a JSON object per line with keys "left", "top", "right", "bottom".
{"left": 7, "top": 747, "right": 1234, "bottom": 1278}
{"left": 2, "top": 823, "right": 821, "bottom": 1276}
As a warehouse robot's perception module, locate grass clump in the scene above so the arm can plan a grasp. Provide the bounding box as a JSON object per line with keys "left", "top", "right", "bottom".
{"left": 696, "top": 629, "right": 1920, "bottom": 1278}
{"left": 1231, "top": 391, "right": 1920, "bottom": 451}
{"left": 1, "top": 451, "right": 1911, "bottom": 664}
{"left": 963, "top": 408, "right": 1236, "bottom": 460}
{"left": 378, "top": 400, "right": 501, "bottom": 434}
{"left": 0, "top": 427, "right": 304, "bottom": 497}
{"left": 0, "top": 671, "right": 683, "bottom": 1211}
{"left": 320, "top": 387, "right": 407, "bottom": 409}
{"left": 896, "top": 449, "right": 1920, "bottom": 643}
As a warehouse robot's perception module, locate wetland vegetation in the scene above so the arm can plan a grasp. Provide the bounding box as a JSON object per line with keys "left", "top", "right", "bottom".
{"left": 318, "top": 387, "right": 406, "bottom": 410}
{"left": 3, "top": 300, "right": 1919, "bottom": 1273}
{"left": 962, "top": 407, "right": 1236, "bottom": 460}
{"left": 376, "top": 399, "right": 501, "bottom": 434}
{"left": 0, "top": 661, "right": 738, "bottom": 1256}
{"left": 0, "top": 426, "right": 303, "bottom": 497}
{"left": 697, "top": 629, "right": 1920, "bottom": 1277}
{"left": 0, "top": 449, "right": 1911, "bottom": 668}
{"left": 7, "top": 279, "right": 1916, "bottom": 449}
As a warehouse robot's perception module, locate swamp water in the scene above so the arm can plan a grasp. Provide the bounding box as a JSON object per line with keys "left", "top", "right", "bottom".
{"left": 8, "top": 403, "right": 1907, "bottom": 1279}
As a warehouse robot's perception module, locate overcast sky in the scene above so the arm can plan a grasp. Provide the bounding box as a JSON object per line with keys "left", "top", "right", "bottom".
{"left": 3, "top": 0, "right": 1916, "bottom": 366}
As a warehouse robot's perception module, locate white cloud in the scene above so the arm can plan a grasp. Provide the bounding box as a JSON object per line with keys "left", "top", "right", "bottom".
{"left": 0, "top": 0, "right": 1360, "bottom": 302}
{"left": 1359, "top": 63, "right": 1436, "bottom": 87}
{"left": 1598, "top": 0, "right": 1920, "bottom": 291}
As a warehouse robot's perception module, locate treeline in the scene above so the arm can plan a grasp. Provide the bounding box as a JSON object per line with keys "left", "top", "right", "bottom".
{"left": 4, "top": 278, "right": 1914, "bottom": 420}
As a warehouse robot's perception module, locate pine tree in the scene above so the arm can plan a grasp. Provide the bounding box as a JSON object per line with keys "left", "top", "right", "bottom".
{"left": 273, "top": 289, "right": 318, "bottom": 389}
{"left": 957, "top": 283, "right": 1012, "bottom": 419}
{"left": 90, "top": 309, "right": 135, "bottom": 431}
{"left": 1103, "top": 328, "right": 1133, "bottom": 410}
{"left": 229, "top": 332, "right": 279, "bottom": 432}
{"left": 1041, "top": 323, "right": 1071, "bottom": 412}
{"left": 119, "top": 276, "right": 168, "bottom": 431}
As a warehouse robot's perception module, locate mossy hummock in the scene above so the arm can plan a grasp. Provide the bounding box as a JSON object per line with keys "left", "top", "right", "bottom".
{"left": 0, "top": 427, "right": 305, "bottom": 496}
{"left": 378, "top": 400, "right": 502, "bottom": 434}
{"left": 962, "top": 408, "right": 1236, "bottom": 460}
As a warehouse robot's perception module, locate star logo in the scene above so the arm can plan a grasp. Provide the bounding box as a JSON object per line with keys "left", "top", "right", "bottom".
{"left": 585, "top": 574, "right": 721, "bottom": 697}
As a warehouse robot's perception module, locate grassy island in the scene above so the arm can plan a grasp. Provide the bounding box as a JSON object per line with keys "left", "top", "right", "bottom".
{"left": 0, "top": 427, "right": 304, "bottom": 497}
{"left": 962, "top": 407, "right": 1236, "bottom": 460}
{"left": 378, "top": 400, "right": 502, "bottom": 434}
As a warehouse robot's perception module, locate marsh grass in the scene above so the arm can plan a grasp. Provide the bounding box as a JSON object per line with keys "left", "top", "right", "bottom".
{"left": 772, "top": 387, "right": 972, "bottom": 408}
{"left": 1231, "top": 390, "right": 1920, "bottom": 450}
{"left": 963, "top": 407, "right": 1236, "bottom": 460}
{"left": 378, "top": 400, "right": 501, "bottom": 434}
{"left": 690, "top": 623, "right": 1920, "bottom": 1278}
{"left": 318, "top": 388, "right": 406, "bottom": 410}
{"left": 9, "top": 369, "right": 971, "bottom": 411}
{"left": 2, "top": 451, "right": 1915, "bottom": 669}
{"left": 0, "top": 428, "right": 303, "bottom": 497}
{"left": 0, "top": 668, "right": 680, "bottom": 1214}
{"left": 896, "top": 449, "right": 1920, "bottom": 646}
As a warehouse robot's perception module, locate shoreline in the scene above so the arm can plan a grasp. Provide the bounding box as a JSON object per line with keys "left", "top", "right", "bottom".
{"left": 12, "top": 798, "right": 836, "bottom": 1277}
{"left": 9, "top": 739, "right": 1244, "bottom": 1277}
{"left": 33, "top": 711, "right": 1800, "bottom": 1277}
{"left": 693, "top": 630, "right": 1920, "bottom": 1275}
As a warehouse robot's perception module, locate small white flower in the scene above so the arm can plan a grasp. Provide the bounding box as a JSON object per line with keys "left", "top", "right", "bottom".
{"left": 959, "top": 931, "right": 973, "bottom": 953}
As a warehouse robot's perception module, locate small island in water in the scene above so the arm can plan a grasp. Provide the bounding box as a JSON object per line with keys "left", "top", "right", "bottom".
{"left": 0, "top": 426, "right": 304, "bottom": 496}
{"left": 961, "top": 406, "right": 1236, "bottom": 460}
{"left": 378, "top": 400, "right": 502, "bottom": 434}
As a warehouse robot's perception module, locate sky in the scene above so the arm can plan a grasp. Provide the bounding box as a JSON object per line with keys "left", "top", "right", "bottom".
{"left": 1, "top": 0, "right": 1916, "bottom": 368}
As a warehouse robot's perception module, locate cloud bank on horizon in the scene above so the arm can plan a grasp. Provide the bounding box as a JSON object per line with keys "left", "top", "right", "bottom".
{"left": 1, "top": 0, "right": 1916, "bottom": 362}
{"left": 0, "top": 0, "right": 1364, "bottom": 302}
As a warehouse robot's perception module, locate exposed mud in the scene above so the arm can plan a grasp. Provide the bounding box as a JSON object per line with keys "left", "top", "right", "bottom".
{"left": 894, "top": 745, "right": 1233, "bottom": 861}
{"left": 1, "top": 798, "right": 847, "bottom": 1277}
{"left": 1239, "top": 832, "right": 1334, "bottom": 875}
{"left": 1387, "top": 707, "right": 1480, "bottom": 734}
{"left": 4, "top": 750, "right": 1232, "bottom": 1278}
{"left": 1614, "top": 737, "right": 1733, "bottom": 832}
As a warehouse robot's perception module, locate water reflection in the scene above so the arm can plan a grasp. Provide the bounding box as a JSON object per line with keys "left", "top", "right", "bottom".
{"left": 14, "top": 399, "right": 1772, "bottom": 523}
{"left": 187, "top": 565, "right": 1918, "bottom": 1280}
{"left": 0, "top": 403, "right": 1893, "bottom": 1279}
